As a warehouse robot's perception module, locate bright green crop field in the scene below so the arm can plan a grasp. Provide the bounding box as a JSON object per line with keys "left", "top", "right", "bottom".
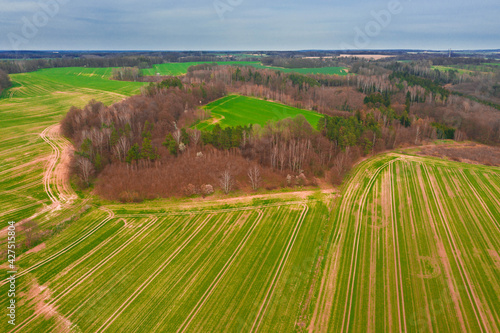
{"left": 313, "top": 153, "right": 500, "bottom": 332}
{"left": 1, "top": 65, "right": 499, "bottom": 333}
{"left": 0, "top": 67, "right": 145, "bottom": 224}
{"left": 142, "top": 61, "right": 349, "bottom": 76}
{"left": 195, "top": 95, "right": 324, "bottom": 130}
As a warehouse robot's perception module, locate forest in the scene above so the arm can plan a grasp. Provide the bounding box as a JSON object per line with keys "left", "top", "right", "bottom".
{"left": 59, "top": 59, "right": 500, "bottom": 201}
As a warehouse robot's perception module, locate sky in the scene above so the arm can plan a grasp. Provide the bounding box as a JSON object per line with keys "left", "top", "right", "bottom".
{"left": 0, "top": 0, "right": 499, "bottom": 51}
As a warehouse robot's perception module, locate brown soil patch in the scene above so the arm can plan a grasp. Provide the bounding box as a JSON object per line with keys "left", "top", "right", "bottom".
{"left": 417, "top": 143, "right": 500, "bottom": 166}
{"left": 23, "top": 279, "right": 74, "bottom": 331}
{"left": 488, "top": 249, "right": 500, "bottom": 270}
{"left": 24, "top": 243, "right": 46, "bottom": 256}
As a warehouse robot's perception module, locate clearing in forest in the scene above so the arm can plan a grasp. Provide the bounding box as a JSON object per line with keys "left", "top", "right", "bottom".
{"left": 195, "top": 95, "right": 323, "bottom": 130}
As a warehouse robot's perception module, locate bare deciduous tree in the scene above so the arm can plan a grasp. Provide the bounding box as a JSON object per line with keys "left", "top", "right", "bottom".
{"left": 173, "top": 129, "right": 181, "bottom": 145}
{"left": 77, "top": 156, "right": 94, "bottom": 185}
{"left": 189, "top": 129, "right": 201, "bottom": 147}
{"left": 219, "top": 168, "right": 234, "bottom": 194}
{"left": 113, "top": 136, "right": 130, "bottom": 162}
{"left": 247, "top": 165, "right": 261, "bottom": 191}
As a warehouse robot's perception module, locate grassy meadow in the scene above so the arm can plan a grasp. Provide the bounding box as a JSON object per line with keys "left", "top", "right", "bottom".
{"left": 0, "top": 67, "right": 145, "bottom": 224}
{"left": 195, "top": 95, "right": 324, "bottom": 131}
{"left": 142, "top": 61, "right": 349, "bottom": 76}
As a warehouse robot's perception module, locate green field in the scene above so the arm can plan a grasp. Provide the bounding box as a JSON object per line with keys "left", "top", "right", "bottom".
{"left": 195, "top": 95, "right": 324, "bottom": 130}
{"left": 313, "top": 153, "right": 500, "bottom": 332}
{"left": 142, "top": 61, "right": 349, "bottom": 76}
{"left": 431, "top": 65, "right": 473, "bottom": 75}
{"left": 432, "top": 64, "right": 500, "bottom": 74}
{"left": 1, "top": 200, "right": 329, "bottom": 332}
{"left": 1, "top": 66, "right": 500, "bottom": 332}
{"left": 0, "top": 67, "right": 145, "bottom": 224}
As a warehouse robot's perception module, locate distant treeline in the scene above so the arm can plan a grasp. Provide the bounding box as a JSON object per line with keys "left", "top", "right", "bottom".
{"left": 0, "top": 56, "right": 165, "bottom": 74}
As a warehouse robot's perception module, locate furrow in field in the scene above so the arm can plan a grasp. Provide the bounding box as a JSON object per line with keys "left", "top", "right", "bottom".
{"left": 422, "top": 164, "right": 488, "bottom": 332}
{"left": 250, "top": 204, "right": 309, "bottom": 333}
{"left": 416, "top": 164, "right": 469, "bottom": 332}
{"left": 11, "top": 216, "right": 159, "bottom": 333}
{"left": 1, "top": 208, "right": 114, "bottom": 285}
{"left": 403, "top": 161, "right": 434, "bottom": 333}
{"left": 390, "top": 162, "right": 406, "bottom": 332}
{"left": 341, "top": 159, "right": 397, "bottom": 333}
{"left": 95, "top": 214, "right": 213, "bottom": 333}
{"left": 177, "top": 210, "right": 264, "bottom": 332}
{"left": 457, "top": 170, "right": 500, "bottom": 233}
{"left": 60, "top": 215, "right": 193, "bottom": 324}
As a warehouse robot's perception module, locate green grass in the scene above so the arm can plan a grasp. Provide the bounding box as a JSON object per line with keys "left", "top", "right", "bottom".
{"left": 141, "top": 61, "right": 349, "bottom": 76}
{"left": 432, "top": 64, "right": 500, "bottom": 74}
{"left": 0, "top": 67, "right": 146, "bottom": 223}
{"left": 1, "top": 64, "right": 499, "bottom": 333}
{"left": 431, "top": 65, "right": 473, "bottom": 75}
{"left": 1, "top": 201, "right": 328, "bottom": 332}
{"left": 313, "top": 153, "right": 500, "bottom": 332}
{"left": 195, "top": 95, "right": 324, "bottom": 130}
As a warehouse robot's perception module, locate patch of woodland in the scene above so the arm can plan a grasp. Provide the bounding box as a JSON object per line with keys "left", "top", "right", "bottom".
{"left": 63, "top": 65, "right": 500, "bottom": 200}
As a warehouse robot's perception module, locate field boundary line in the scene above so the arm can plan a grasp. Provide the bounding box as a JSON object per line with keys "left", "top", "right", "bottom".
{"left": 250, "top": 204, "right": 309, "bottom": 333}
{"left": 177, "top": 210, "right": 265, "bottom": 332}
{"left": 95, "top": 214, "right": 214, "bottom": 333}
{"left": 111, "top": 200, "right": 317, "bottom": 219}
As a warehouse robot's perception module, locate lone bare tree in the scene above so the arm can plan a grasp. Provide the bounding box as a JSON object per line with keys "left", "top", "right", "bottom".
{"left": 219, "top": 168, "right": 234, "bottom": 195}
{"left": 247, "top": 165, "right": 261, "bottom": 191}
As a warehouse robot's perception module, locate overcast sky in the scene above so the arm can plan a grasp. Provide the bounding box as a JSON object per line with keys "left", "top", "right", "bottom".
{"left": 0, "top": 0, "right": 498, "bottom": 51}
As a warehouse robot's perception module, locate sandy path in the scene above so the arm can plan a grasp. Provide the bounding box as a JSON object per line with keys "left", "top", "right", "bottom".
{"left": 40, "top": 125, "right": 61, "bottom": 205}
{"left": 48, "top": 125, "right": 77, "bottom": 203}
